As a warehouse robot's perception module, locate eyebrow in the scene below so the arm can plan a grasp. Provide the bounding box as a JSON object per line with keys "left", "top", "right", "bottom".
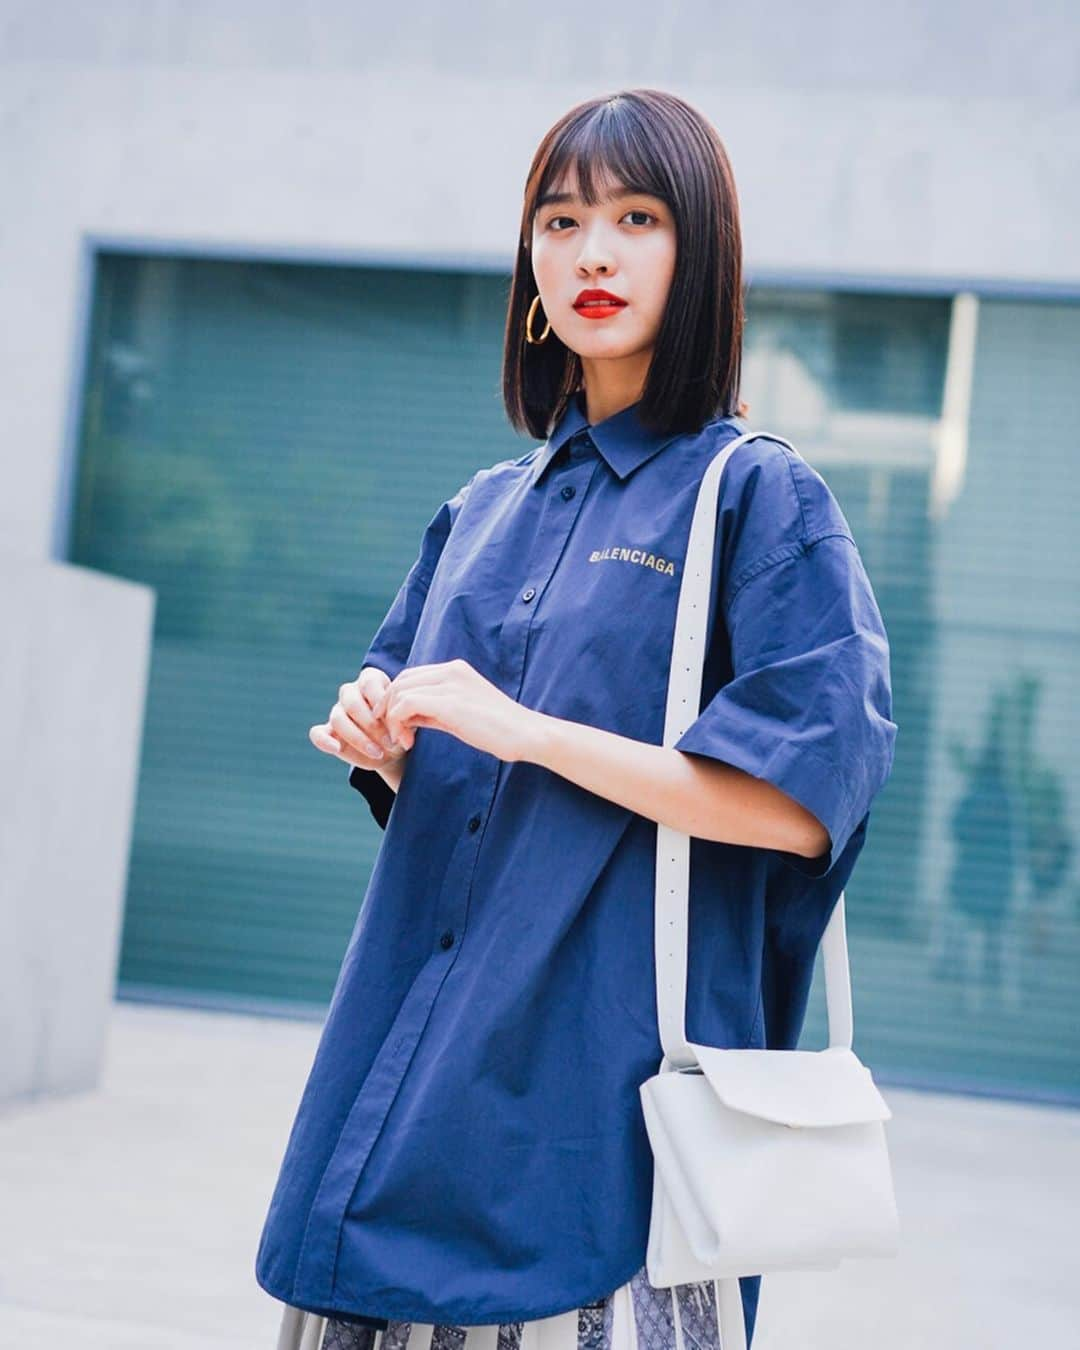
{"left": 535, "top": 185, "right": 659, "bottom": 210}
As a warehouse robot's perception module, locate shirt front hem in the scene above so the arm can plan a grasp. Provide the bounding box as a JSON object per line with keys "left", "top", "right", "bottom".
{"left": 257, "top": 1247, "right": 654, "bottom": 1328}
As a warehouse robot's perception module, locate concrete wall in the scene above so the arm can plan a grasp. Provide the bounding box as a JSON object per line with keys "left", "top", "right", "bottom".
{"left": 0, "top": 555, "right": 154, "bottom": 1103}
{"left": 2, "top": 0, "right": 1078, "bottom": 562}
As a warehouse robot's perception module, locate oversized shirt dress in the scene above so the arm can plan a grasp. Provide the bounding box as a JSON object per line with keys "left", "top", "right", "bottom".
{"left": 254, "top": 390, "right": 899, "bottom": 1346}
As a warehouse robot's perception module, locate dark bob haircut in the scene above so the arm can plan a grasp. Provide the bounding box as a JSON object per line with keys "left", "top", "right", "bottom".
{"left": 502, "top": 87, "right": 748, "bottom": 443}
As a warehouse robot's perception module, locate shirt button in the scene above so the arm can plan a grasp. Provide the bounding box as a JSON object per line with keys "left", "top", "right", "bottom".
{"left": 561, "top": 484, "right": 575, "bottom": 500}
{"left": 440, "top": 930, "right": 455, "bottom": 949}
{"left": 522, "top": 587, "right": 536, "bottom": 602}
{"left": 467, "top": 814, "right": 481, "bottom": 832}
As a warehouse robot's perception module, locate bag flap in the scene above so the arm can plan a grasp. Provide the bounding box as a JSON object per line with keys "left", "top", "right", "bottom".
{"left": 684, "top": 1043, "right": 893, "bottom": 1127}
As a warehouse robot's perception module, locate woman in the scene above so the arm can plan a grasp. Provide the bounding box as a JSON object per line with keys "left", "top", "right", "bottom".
{"left": 256, "top": 88, "right": 898, "bottom": 1350}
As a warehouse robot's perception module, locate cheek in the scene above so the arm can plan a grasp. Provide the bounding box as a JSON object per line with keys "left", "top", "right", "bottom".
{"left": 530, "top": 239, "right": 557, "bottom": 291}
{"left": 643, "top": 239, "right": 677, "bottom": 313}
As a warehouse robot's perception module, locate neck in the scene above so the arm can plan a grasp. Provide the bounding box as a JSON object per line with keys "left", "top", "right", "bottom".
{"left": 578, "top": 351, "right": 651, "bottom": 424}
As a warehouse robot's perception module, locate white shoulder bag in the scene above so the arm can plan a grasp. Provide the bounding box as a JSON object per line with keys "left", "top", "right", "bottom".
{"left": 638, "top": 432, "right": 900, "bottom": 1350}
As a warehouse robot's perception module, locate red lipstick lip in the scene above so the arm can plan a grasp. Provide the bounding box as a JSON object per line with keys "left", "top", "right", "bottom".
{"left": 573, "top": 288, "right": 627, "bottom": 308}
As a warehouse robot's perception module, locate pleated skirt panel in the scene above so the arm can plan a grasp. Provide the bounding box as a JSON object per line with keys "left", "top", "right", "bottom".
{"left": 280, "top": 1263, "right": 731, "bottom": 1350}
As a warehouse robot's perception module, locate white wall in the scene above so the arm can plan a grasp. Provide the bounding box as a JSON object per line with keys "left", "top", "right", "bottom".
{"left": 2, "top": 0, "right": 1079, "bottom": 562}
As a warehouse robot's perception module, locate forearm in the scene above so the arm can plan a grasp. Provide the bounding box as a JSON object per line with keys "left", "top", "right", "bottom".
{"left": 519, "top": 708, "right": 829, "bottom": 858}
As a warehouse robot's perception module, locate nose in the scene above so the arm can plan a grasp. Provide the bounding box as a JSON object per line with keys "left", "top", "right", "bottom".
{"left": 575, "top": 221, "right": 616, "bottom": 277}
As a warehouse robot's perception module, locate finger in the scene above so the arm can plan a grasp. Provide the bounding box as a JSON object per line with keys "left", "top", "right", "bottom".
{"left": 318, "top": 715, "right": 398, "bottom": 771}
{"left": 374, "top": 664, "right": 440, "bottom": 721}
{"left": 383, "top": 689, "right": 444, "bottom": 750}
{"left": 310, "top": 724, "right": 344, "bottom": 755}
{"left": 376, "top": 666, "right": 457, "bottom": 748}
{"left": 355, "top": 669, "right": 391, "bottom": 710}
{"left": 357, "top": 664, "right": 391, "bottom": 691}
{"left": 367, "top": 682, "right": 408, "bottom": 748}
{"left": 343, "top": 676, "right": 382, "bottom": 716}
{"left": 340, "top": 682, "right": 397, "bottom": 752}
{"left": 371, "top": 683, "right": 392, "bottom": 720}
{"left": 328, "top": 703, "right": 387, "bottom": 760}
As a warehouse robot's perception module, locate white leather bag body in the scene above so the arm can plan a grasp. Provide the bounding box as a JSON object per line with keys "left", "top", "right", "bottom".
{"left": 638, "top": 431, "right": 900, "bottom": 1349}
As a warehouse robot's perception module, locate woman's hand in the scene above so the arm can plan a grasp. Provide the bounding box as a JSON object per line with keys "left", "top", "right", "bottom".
{"left": 374, "top": 658, "right": 541, "bottom": 763}
{"left": 310, "top": 666, "right": 409, "bottom": 769}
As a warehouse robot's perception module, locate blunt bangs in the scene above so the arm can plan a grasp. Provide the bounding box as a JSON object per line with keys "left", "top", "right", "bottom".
{"left": 503, "top": 89, "right": 746, "bottom": 443}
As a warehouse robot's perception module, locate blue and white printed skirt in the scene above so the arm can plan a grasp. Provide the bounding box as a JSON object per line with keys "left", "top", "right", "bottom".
{"left": 286, "top": 1264, "right": 727, "bottom": 1350}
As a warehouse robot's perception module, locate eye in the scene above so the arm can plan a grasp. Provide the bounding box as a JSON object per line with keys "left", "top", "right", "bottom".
{"left": 542, "top": 207, "right": 660, "bottom": 233}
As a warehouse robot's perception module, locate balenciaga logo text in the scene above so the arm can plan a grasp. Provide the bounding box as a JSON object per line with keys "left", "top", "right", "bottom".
{"left": 588, "top": 545, "right": 678, "bottom": 578}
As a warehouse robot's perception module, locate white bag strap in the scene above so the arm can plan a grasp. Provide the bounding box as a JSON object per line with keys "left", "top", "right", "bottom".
{"left": 654, "top": 430, "right": 854, "bottom": 1070}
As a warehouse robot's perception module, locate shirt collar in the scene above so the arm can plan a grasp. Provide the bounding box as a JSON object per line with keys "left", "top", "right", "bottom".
{"left": 530, "top": 389, "right": 685, "bottom": 488}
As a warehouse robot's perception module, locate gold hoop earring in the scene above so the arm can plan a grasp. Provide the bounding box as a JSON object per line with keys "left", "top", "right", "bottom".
{"left": 525, "top": 294, "right": 551, "bottom": 345}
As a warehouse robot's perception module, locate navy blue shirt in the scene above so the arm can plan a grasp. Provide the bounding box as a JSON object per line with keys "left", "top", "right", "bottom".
{"left": 254, "top": 391, "right": 898, "bottom": 1333}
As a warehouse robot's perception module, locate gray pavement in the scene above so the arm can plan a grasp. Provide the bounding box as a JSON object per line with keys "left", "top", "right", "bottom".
{"left": 0, "top": 1000, "right": 1076, "bottom": 1349}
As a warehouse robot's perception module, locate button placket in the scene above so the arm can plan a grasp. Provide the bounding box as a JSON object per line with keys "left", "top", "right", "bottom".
{"left": 424, "top": 456, "right": 597, "bottom": 980}
{"left": 297, "top": 451, "right": 603, "bottom": 1304}
{"left": 497, "top": 454, "right": 600, "bottom": 705}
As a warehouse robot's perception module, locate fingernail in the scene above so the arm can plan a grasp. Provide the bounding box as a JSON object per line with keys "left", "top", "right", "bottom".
{"left": 367, "top": 743, "right": 384, "bottom": 759}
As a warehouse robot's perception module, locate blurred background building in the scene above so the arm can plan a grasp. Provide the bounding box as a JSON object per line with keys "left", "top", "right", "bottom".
{"left": 3, "top": 1, "right": 1078, "bottom": 1112}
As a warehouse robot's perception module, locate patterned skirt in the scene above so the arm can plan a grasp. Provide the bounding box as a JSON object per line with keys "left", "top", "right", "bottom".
{"left": 284, "top": 1264, "right": 733, "bottom": 1350}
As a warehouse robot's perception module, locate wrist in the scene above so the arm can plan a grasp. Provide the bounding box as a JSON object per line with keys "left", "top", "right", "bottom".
{"left": 516, "top": 707, "right": 561, "bottom": 769}
{"left": 375, "top": 753, "right": 407, "bottom": 792}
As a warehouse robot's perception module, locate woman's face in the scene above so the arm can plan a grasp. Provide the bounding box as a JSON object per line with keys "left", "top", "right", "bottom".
{"left": 529, "top": 166, "right": 677, "bottom": 369}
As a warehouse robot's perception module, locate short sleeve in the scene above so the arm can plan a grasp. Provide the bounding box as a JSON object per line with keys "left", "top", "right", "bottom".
{"left": 672, "top": 531, "right": 898, "bottom": 877}
{"left": 347, "top": 472, "right": 477, "bottom": 828}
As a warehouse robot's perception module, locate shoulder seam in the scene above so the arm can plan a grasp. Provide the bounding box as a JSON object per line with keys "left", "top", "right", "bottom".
{"left": 725, "top": 530, "right": 856, "bottom": 609}
{"left": 725, "top": 541, "right": 805, "bottom": 607}
{"left": 780, "top": 445, "right": 811, "bottom": 541}
{"left": 741, "top": 436, "right": 834, "bottom": 547}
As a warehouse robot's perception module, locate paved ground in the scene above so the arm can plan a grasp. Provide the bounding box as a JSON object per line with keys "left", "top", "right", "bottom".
{"left": 0, "top": 1000, "right": 1076, "bottom": 1349}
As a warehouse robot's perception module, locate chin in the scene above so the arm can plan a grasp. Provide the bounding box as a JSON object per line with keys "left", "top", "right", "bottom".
{"left": 574, "top": 335, "right": 645, "bottom": 359}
